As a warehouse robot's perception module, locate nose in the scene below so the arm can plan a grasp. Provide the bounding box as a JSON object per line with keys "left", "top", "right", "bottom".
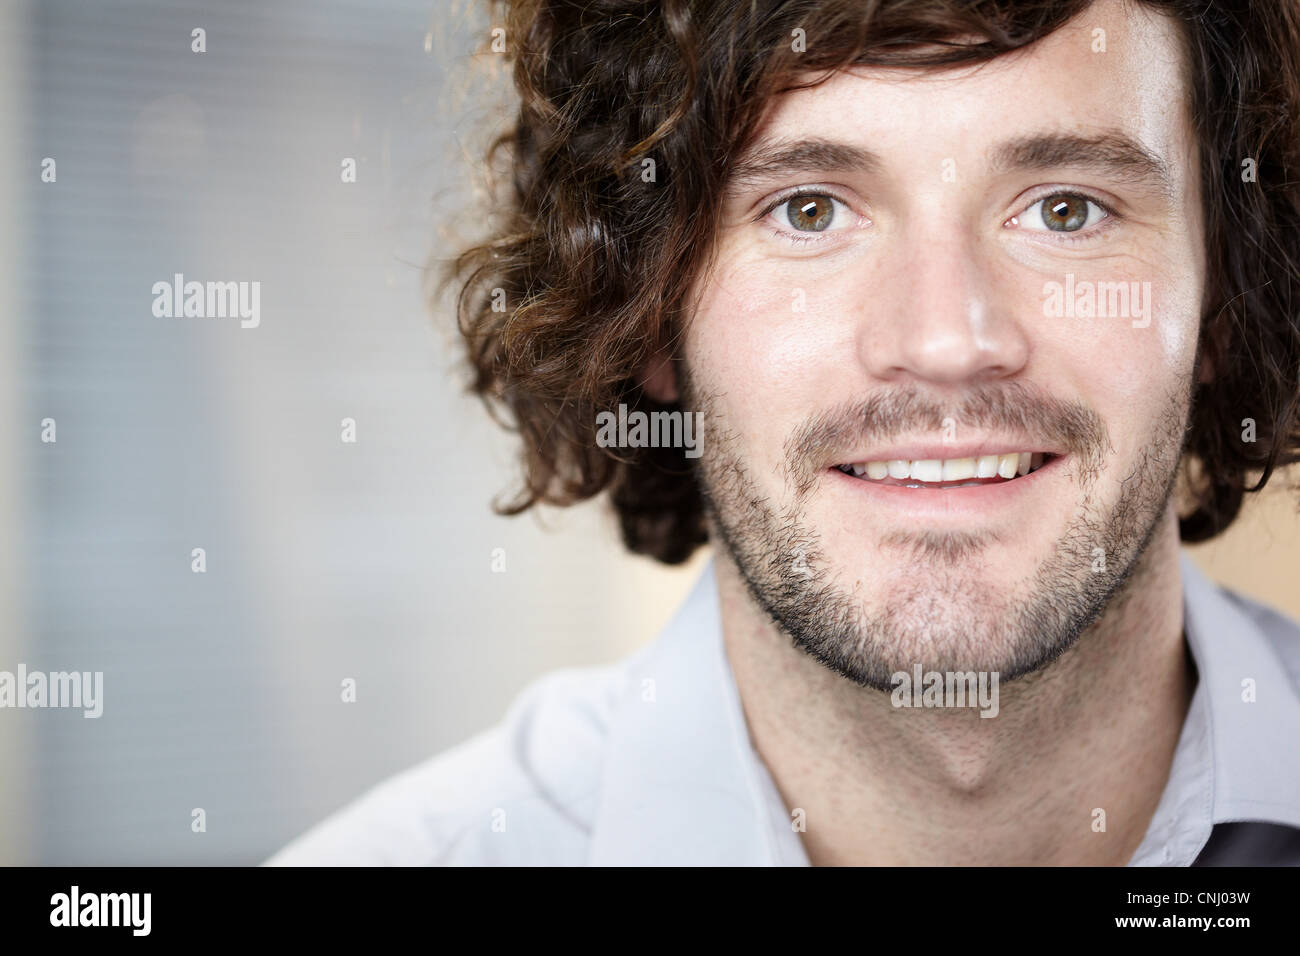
{"left": 858, "top": 225, "right": 1029, "bottom": 387}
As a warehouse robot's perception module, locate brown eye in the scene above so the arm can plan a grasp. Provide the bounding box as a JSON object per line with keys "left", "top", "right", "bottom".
{"left": 785, "top": 195, "right": 836, "bottom": 231}
{"left": 1040, "top": 194, "right": 1089, "bottom": 231}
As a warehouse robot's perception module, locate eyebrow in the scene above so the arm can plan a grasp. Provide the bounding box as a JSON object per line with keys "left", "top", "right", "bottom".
{"left": 991, "top": 131, "right": 1174, "bottom": 197}
{"left": 725, "top": 137, "right": 883, "bottom": 191}
{"left": 725, "top": 130, "right": 1173, "bottom": 199}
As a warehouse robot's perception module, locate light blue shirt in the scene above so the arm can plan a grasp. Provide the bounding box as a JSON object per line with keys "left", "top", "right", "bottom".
{"left": 268, "top": 552, "right": 1300, "bottom": 865}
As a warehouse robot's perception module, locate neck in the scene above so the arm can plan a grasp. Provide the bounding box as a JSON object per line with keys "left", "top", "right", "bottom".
{"left": 716, "top": 506, "right": 1193, "bottom": 866}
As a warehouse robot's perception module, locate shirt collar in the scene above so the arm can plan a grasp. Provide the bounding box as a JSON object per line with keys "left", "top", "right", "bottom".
{"left": 1129, "top": 553, "right": 1300, "bottom": 864}
{"left": 588, "top": 560, "right": 805, "bottom": 865}
{"left": 589, "top": 552, "right": 1300, "bottom": 865}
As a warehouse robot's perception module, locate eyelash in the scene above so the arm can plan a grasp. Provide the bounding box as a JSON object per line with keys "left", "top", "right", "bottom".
{"left": 754, "top": 186, "right": 1122, "bottom": 247}
{"left": 756, "top": 187, "right": 860, "bottom": 246}
{"left": 1010, "top": 188, "right": 1121, "bottom": 246}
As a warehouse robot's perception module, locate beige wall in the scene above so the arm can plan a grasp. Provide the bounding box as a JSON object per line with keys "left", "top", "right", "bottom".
{"left": 1187, "top": 467, "right": 1300, "bottom": 619}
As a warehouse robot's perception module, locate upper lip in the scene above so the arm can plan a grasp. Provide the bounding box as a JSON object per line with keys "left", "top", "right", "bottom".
{"left": 830, "top": 439, "right": 1066, "bottom": 465}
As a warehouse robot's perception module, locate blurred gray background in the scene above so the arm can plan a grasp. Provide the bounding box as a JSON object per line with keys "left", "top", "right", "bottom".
{"left": 2, "top": 0, "right": 1295, "bottom": 865}
{"left": 0, "top": 0, "right": 702, "bottom": 864}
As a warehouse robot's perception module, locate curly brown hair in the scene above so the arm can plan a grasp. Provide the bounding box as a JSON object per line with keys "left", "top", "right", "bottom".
{"left": 439, "top": 0, "right": 1300, "bottom": 565}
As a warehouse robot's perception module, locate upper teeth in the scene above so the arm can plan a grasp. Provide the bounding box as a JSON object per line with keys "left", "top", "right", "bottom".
{"left": 842, "top": 453, "right": 1042, "bottom": 481}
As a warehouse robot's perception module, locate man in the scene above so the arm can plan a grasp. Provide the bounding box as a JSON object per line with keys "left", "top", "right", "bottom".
{"left": 269, "top": 0, "right": 1300, "bottom": 865}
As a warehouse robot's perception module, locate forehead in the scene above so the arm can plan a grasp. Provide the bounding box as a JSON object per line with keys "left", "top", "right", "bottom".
{"left": 745, "top": 0, "right": 1192, "bottom": 175}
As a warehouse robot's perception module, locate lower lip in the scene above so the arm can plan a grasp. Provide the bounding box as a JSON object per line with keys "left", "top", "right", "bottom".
{"left": 826, "top": 455, "right": 1066, "bottom": 519}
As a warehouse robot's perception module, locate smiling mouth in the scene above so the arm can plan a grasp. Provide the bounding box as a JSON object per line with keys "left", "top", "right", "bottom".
{"left": 833, "top": 452, "right": 1059, "bottom": 488}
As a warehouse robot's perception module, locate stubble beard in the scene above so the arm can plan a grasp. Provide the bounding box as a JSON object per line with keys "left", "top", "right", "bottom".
{"left": 684, "top": 375, "right": 1192, "bottom": 692}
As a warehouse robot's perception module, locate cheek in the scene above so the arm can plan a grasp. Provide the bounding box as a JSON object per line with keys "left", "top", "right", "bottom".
{"left": 1023, "top": 271, "right": 1199, "bottom": 456}
{"left": 1110, "top": 280, "right": 1198, "bottom": 405}
{"left": 687, "top": 243, "right": 1202, "bottom": 472}
{"left": 1152, "top": 277, "right": 1201, "bottom": 375}
{"left": 687, "top": 262, "right": 851, "bottom": 449}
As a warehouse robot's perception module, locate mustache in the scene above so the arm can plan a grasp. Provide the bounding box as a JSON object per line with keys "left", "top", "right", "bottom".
{"left": 784, "top": 381, "right": 1109, "bottom": 481}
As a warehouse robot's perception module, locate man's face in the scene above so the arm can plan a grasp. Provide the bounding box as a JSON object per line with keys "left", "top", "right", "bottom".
{"left": 681, "top": 0, "right": 1205, "bottom": 688}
